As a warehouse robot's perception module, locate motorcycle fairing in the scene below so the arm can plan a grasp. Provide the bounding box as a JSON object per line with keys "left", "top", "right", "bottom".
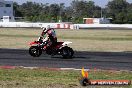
{"left": 29, "top": 41, "right": 40, "bottom": 46}
{"left": 62, "top": 41, "right": 72, "bottom": 46}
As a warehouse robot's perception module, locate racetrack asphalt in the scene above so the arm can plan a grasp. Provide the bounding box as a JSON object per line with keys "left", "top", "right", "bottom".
{"left": 0, "top": 48, "right": 132, "bottom": 71}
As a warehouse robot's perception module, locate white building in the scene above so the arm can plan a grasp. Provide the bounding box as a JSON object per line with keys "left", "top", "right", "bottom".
{"left": 0, "top": 0, "right": 14, "bottom": 22}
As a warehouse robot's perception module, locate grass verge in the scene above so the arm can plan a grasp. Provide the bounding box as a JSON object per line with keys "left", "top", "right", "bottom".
{"left": 0, "top": 68, "right": 131, "bottom": 88}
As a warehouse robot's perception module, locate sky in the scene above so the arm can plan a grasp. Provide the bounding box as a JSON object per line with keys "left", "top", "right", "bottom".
{"left": 8, "top": 0, "right": 132, "bottom": 7}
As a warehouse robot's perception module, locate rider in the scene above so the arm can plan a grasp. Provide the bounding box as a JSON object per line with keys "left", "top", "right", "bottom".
{"left": 40, "top": 25, "right": 57, "bottom": 48}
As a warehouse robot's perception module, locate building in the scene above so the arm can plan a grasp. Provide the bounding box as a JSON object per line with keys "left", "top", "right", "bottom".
{"left": 0, "top": 0, "right": 14, "bottom": 22}
{"left": 83, "top": 18, "right": 111, "bottom": 24}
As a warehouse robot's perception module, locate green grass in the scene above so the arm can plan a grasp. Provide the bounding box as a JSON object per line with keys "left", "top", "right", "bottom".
{"left": 0, "top": 68, "right": 131, "bottom": 88}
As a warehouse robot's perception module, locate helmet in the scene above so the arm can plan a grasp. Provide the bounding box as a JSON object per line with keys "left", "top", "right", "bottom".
{"left": 46, "top": 25, "right": 50, "bottom": 29}
{"left": 42, "top": 25, "right": 51, "bottom": 33}
{"left": 42, "top": 27, "right": 47, "bottom": 33}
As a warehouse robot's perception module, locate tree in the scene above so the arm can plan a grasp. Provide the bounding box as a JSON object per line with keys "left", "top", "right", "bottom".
{"left": 19, "top": 2, "right": 43, "bottom": 21}
{"left": 13, "top": 2, "right": 23, "bottom": 17}
{"left": 49, "top": 4, "right": 60, "bottom": 22}
{"left": 127, "top": 3, "right": 132, "bottom": 23}
{"left": 106, "top": 0, "right": 129, "bottom": 23}
{"left": 70, "top": 0, "right": 101, "bottom": 23}
{"left": 13, "top": 0, "right": 132, "bottom": 23}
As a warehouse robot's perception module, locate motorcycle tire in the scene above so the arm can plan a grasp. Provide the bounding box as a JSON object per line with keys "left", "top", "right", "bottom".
{"left": 61, "top": 46, "right": 74, "bottom": 59}
{"left": 29, "top": 46, "right": 42, "bottom": 57}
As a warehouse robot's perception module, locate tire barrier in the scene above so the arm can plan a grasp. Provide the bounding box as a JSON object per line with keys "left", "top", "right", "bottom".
{"left": 56, "top": 23, "right": 72, "bottom": 29}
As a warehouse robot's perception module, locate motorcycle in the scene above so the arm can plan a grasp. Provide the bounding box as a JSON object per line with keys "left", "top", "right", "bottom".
{"left": 29, "top": 37, "right": 74, "bottom": 59}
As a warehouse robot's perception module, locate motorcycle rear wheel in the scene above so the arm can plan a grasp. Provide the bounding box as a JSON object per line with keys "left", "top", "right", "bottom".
{"left": 61, "top": 46, "right": 74, "bottom": 59}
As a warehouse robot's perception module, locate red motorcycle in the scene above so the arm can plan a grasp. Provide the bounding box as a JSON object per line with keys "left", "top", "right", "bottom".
{"left": 29, "top": 37, "right": 74, "bottom": 59}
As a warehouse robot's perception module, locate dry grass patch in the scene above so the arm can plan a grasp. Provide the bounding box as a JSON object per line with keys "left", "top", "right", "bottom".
{"left": 0, "top": 28, "right": 132, "bottom": 51}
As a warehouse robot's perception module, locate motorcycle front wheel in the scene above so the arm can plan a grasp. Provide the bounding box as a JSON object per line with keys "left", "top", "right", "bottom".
{"left": 29, "top": 46, "right": 42, "bottom": 57}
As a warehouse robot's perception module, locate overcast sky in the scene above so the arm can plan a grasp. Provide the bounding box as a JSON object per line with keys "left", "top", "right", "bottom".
{"left": 8, "top": 0, "right": 132, "bottom": 7}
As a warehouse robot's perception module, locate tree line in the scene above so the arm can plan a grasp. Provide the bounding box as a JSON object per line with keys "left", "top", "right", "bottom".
{"left": 13, "top": 0, "right": 132, "bottom": 24}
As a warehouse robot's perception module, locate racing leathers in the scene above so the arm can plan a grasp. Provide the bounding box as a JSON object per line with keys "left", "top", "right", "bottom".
{"left": 41, "top": 28, "right": 57, "bottom": 48}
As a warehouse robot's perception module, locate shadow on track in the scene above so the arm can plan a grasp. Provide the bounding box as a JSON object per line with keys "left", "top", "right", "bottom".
{"left": 1, "top": 48, "right": 132, "bottom": 58}
{"left": 0, "top": 48, "right": 132, "bottom": 61}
